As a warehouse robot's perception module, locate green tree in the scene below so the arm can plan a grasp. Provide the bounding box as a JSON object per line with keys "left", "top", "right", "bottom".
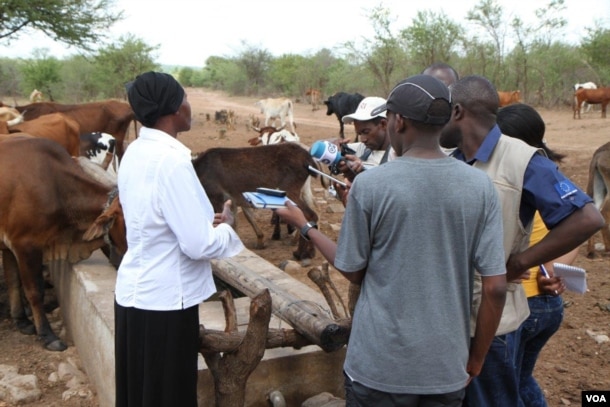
{"left": 299, "top": 48, "right": 338, "bottom": 97}
{"left": 343, "top": 4, "right": 409, "bottom": 95}
{"left": 235, "top": 42, "right": 273, "bottom": 95}
{"left": 20, "top": 49, "right": 61, "bottom": 101}
{"left": 60, "top": 54, "right": 101, "bottom": 102}
{"left": 268, "top": 54, "right": 306, "bottom": 96}
{"left": 0, "top": 0, "right": 122, "bottom": 51}
{"left": 580, "top": 25, "right": 610, "bottom": 85}
{"left": 93, "top": 34, "right": 159, "bottom": 99}
{"left": 201, "top": 56, "right": 245, "bottom": 95}
{"left": 177, "top": 67, "right": 195, "bottom": 87}
{"left": 401, "top": 10, "right": 464, "bottom": 69}
{"left": 0, "top": 57, "right": 22, "bottom": 101}
{"left": 526, "top": 42, "right": 581, "bottom": 107}
{"left": 506, "top": 0, "right": 567, "bottom": 101}
{"left": 466, "top": 0, "right": 506, "bottom": 85}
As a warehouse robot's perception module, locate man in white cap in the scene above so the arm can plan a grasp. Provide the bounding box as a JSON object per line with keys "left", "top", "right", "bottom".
{"left": 337, "top": 96, "right": 394, "bottom": 177}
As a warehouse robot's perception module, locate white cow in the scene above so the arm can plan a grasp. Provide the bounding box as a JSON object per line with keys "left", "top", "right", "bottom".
{"left": 254, "top": 98, "right": 296, "bottom": 133}
{"left": 575, "top": 82, "right": 597, "bottom": 113}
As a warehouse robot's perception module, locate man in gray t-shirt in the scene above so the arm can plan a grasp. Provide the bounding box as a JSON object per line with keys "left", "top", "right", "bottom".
{"left": 276, "top": 74, "right": 507, "bottom": 406}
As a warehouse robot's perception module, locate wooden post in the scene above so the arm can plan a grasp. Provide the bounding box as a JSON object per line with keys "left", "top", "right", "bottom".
{"left": 203, "top": 289, "right": 272, "bottom": 406}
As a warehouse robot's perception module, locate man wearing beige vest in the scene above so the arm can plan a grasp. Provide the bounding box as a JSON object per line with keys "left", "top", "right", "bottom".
{"left": 440, "top": 75, "right": 604, "bottom": 407}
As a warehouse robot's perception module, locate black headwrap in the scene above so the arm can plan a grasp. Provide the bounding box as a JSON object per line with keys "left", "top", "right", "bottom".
{"left": 126, "top": 71, "right": 185, "bottom": 127}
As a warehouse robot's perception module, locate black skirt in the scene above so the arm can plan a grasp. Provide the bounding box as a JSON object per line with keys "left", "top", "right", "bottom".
{"left": 115, "top": 300, "right": 200, "bottom": 407}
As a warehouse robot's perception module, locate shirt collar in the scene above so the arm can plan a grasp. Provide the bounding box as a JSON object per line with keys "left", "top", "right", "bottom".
{"left": 452, "top": 124, "right": 502, "bottom": 164}
{"left": 138, "top": 127, "right": 192, "bottom": 158}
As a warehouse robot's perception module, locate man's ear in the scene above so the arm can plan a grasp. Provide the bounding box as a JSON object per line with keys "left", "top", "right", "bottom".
{"left": 453, "top": 103, "right": 464, "bottom": 120}
{"left": 394, "top": 114, "right": 406, "bottom": 132}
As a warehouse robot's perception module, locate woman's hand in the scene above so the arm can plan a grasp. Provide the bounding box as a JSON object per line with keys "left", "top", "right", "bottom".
{"left": 214, "top": 200, "right": 235, "bottom": 227}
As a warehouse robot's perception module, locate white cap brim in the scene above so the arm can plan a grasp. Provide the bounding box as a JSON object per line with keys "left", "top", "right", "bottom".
{"left": 341, "top": 96, "right": 388, "bottom": 124}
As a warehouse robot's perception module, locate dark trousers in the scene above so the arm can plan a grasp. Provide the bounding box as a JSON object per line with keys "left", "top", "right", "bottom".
{"left": 115, "top": 301, "right": 199, "bottom": 407}
{"left": 345, "top": 371, "right": 465, "bottom": 407}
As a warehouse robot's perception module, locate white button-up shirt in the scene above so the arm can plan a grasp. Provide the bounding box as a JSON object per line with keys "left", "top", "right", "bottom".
{"left": 115, "top": 127, "right": 244, "bottom": 310}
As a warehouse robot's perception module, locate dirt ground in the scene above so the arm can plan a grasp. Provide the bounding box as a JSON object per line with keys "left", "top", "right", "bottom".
{"left": 1, "top": 88, "right": 609, "bottom": 406}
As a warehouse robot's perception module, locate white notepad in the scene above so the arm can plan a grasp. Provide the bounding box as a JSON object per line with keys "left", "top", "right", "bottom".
{"left": 553, "top": 263, "right": 587, "bottom": 294}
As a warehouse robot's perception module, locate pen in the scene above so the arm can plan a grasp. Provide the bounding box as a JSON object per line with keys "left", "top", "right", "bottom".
{"left": 539, "top": 264, "right": 558, "bottom": 295}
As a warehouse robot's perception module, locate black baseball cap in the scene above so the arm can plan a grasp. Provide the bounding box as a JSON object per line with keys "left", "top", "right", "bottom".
{"left": 370, "top": 74, "right": 451, "bottom": 125}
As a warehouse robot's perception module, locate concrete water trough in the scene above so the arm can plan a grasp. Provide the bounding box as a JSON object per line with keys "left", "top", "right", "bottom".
{"left": 49, "top": 249, "right": 347, "bottom": 407}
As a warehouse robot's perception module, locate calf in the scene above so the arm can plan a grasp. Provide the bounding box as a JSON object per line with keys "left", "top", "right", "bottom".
{"left": 0, "top": 135, "right": 124, "bottom": 351}
{"left": 192, "top": 143, "right": 319, "bottom": 262}
{"left": 324, "top": 92, "right": 365, "bottom": 139}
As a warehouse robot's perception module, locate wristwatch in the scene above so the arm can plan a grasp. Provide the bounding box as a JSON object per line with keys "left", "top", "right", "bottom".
{"left": 300, "top": 221, "right": 318, "bottom": 241}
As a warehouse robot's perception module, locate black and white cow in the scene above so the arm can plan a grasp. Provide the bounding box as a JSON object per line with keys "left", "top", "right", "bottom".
{"left": 323, "top": 92, "right": 365, "bottom": 139}
{"left": 79, "top": 132, "right": 119, "bottom": 176}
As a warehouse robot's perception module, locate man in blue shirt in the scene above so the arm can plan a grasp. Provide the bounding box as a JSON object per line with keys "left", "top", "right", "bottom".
{"left": 440, "top": 75, "right": 604, "bottom": 407}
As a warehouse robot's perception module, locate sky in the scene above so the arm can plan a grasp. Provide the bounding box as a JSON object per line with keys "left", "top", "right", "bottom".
{"left": 1, "top": 0, "right": 609, "bottom": 67}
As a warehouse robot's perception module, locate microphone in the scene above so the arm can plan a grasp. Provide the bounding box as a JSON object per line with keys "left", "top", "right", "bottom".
{"left": 310, "top": 140, "right": 343, "bottom": 166}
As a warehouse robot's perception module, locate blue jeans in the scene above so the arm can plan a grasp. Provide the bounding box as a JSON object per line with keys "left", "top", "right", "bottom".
{"left": 464, "top": 331, "right": 524, "bottom": 407}
{"left": 516, "top": 295, "right": 563, "bottom": 407}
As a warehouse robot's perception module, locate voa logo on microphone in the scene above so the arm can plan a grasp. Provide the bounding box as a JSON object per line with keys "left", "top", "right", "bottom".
{"left": 582, "top": 391, "right": 610, "bottom": 406}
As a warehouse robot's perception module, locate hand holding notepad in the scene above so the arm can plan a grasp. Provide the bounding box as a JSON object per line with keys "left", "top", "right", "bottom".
{"left": 553, "top": 263, "right": 587, "bottom": 294}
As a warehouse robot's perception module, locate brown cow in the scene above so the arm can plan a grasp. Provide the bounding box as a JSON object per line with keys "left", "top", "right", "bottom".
{"left": 573, "top": 87, "right": 610, "bottom": 119}
{"left": 305, "top": 88, "right": 321, "bottom": 111}
{"left": 0, "top": 135, "right": 124, "bottom": 351}
{"left": 498, "top": 90, "right": 522, "bottom": 107}
{"left": 14, "top": 100, "right": 135, "bottom": 159}
{"left": 586, "top": 142, "right": 610, "bottom": 257}
{"left": 3, "top": 113, "right": 81, "bottom": 156}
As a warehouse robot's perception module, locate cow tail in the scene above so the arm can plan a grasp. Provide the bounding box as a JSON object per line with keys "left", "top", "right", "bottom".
{"left": 300, "top": 175, "right": 317, "bottom": 210}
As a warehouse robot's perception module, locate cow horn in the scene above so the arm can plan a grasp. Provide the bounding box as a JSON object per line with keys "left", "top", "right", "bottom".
{"left": 252, "top": 126, "right": 260, "bottom": 132}
{"left": 76, "top": 156, "right": 117, "bottom": 188}
{"left": 7, "top": 114, "right": 24, "bottom": 127}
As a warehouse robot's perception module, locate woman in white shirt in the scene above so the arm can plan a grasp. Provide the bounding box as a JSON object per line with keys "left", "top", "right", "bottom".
{"left": 115, "top": 71, "right": 243, "bottom": 407}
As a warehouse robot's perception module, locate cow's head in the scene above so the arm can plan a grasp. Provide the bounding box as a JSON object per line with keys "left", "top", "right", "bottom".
{"left": 324, "top": 97, "right": 335, "bottom": 116}
{"left": 83, "top": 194, "right": 126, "bottom": 268}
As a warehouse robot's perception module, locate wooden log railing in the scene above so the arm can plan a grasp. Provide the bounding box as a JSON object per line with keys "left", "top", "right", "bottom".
{"left": 211, "top": 249, "right": 350, "bottom": 352}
